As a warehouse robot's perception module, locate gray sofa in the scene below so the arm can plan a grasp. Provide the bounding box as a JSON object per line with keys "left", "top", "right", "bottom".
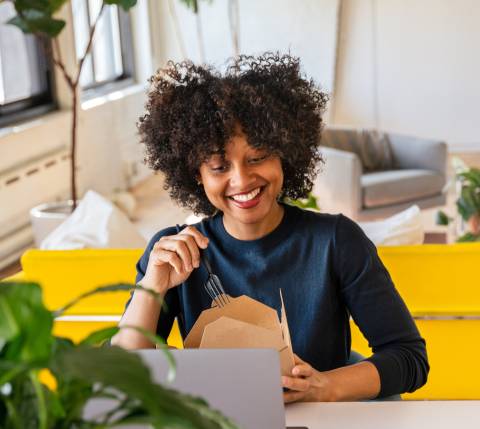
{"left": 312, "top": 128, "right": 448, "bottom": 221}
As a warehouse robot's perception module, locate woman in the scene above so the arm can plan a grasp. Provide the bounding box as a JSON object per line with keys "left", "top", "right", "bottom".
{"left": 112, "top": 53, "right": 429, "bottom": 402}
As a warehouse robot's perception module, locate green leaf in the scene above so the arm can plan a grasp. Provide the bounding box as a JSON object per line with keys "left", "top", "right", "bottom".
{"left": 285, "top": 192, "right": 320, "bottom": 211}
{"left": 435, "top": 210, "right": 451, "bottom": 226}
{"left": 4, "top": 375, "right": 39, "bottom": 429}
{"left": 178, "top": 0, "right": 199, "bottom": 13}
{"left": 0, "top": 361, "right": 31, "bottom": 386}
{"left": 54, "top": 283, "right": 165, "bottom": 316}
{"left": 6, "top": 16, "right": 31, "bottom": 33}
{"left": 0, "top": 283, "right": 54, "bottom": 365}
{"left": 79, "top": 324, "right": 176, "bottom": 383}
{"left": 458, "top": 168, "right": 480, "bottom": 187}
{"left": 13, "top": 0, "right": 67, "bottom": 15}
{"left": 7, "top": 10, "right": 65, "bottom": 37}
{"left": 104, "top": 0, "right": 137, "bottom": 11}
{"left": 48, "top": 0, "right": 69, "bottom": 13}
{"left": 457, "top": 186, "right": 480, "bottom": 221}
{"left": 55, "top": 283, "right": 134, "bottom": 315}
{"left": 13, "top": 0, "right": 50, "bottom": 13}
{"left": 457, "top": 232, "right": 480, "bottom": 242}
{"left": 79, "top": 326, "right": 121, "bottom": 346}
{"left": 0, "top": 296, "right": 20, "bottom": 345}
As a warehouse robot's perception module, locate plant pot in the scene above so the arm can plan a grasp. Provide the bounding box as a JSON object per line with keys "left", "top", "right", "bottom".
{"left": 29, "top": 201, "right": 75, "bottom": 247}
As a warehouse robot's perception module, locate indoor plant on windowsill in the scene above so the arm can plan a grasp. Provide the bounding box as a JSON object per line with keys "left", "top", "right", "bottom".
{"left": 6, "top": 0, "right": 139, "bottom": 245}
{"left": 0, "top": 281, "right": 238, "bottom": 429}
{"left": 436, "top": 158, "right": 480, "bottom": 242}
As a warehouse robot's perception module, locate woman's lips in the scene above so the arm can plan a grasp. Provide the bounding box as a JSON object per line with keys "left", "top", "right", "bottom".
{"left": 228, "top": 186, "right": 265, "bottom": 209}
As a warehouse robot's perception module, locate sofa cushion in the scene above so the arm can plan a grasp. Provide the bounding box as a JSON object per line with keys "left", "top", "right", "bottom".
{"left": 362, "top": 169, "right": 445, "bottom": 208}
{"left": 321, "top": 128, "right": 394, "bottom": 172}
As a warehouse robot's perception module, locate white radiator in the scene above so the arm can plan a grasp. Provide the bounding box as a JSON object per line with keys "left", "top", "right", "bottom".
{"left": 0, "top": 146, "right": 69, "bottom": 269}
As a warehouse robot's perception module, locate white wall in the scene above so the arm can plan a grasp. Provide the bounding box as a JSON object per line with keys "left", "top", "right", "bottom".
{"left": 332, "top": 0, "right": 480, "bottom": 152}
{"left": 151, "top": 0, "right": 340, "bottom": 95}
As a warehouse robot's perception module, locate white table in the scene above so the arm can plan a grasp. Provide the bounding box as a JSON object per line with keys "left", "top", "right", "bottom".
{"left": 285, "top": 401, "right": 480, "bottom": 429}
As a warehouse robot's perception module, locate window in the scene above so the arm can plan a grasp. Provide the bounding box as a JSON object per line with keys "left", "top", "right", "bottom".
{"left": 0, "top": 2, "right": 54, "bottom": 127}
{"left": 72, "top": 0, "right": 135, "bottom": 92}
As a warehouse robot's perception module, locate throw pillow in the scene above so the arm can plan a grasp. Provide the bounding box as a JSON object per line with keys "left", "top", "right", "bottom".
{"left": 320, "top": 128, "right": 394, "bottom": 172}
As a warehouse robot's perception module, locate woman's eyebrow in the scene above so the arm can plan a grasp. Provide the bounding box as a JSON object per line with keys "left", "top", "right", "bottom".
{"left": 206, "top": 153, "right": 225, "bottom": 162}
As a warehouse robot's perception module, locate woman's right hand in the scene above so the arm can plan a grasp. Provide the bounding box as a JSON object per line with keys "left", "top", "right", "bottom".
{"left": 139, "top": 226, "right": 209, "bottom": 294}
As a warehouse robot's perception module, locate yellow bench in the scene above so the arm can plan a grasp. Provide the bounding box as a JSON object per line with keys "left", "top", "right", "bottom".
{"left": 4, "top": 243, "right": 480, "bottom": 400}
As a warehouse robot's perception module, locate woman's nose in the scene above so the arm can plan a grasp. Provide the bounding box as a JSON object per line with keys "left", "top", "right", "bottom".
{"left": 229, "top": 164, "right": 255, "bottom": 190}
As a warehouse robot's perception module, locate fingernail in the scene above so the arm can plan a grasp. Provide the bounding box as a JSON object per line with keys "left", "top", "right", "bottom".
{"left": 194, "top": 260, "right": 200, "bottom": 268}
{"left": 292, "top": 368, "right": 299, "bottom": 375}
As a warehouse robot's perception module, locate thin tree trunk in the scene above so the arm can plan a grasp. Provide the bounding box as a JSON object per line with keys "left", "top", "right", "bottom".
{"left": 71, "top": 85, "right": 78, "bottom": 210}
{"left": 27, "top": 3, "right": 106, "bottom": 212}
{"left": 69, "top": 3, "right": 104, "bottom": 210}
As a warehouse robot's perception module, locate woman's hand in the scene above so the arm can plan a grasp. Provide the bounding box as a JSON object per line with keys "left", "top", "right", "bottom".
{"left": 139, "top": 226, "right": 209, "bottom": 294}
{"left": 282, "top": 354, "right": 334, "bottom": 403}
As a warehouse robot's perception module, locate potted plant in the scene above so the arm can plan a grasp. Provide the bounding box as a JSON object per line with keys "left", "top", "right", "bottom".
{"left": 436, "top": 158, "right": 480, "bottom": 242}
{"left": 0, "top": 281, "right": 238, "bottom": 428}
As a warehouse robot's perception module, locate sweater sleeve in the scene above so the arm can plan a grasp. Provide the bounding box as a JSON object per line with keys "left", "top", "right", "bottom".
{"left": 333, "top": 215, "right": 429, "bottom": 398}
{"left": 124, "top": 227, "right": 181, "bottom": 341}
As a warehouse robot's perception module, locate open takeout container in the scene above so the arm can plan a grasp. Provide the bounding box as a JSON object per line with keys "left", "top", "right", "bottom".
{"left": 184, "top": 291, "right": 295, "bottom": 375}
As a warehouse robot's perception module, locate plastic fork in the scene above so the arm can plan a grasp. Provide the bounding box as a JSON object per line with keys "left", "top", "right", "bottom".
{"left": 201, "top": 252, "right": 230, "bottom": 308}
{"left": 175, "top": 224, "right": 230, "bottom": 307}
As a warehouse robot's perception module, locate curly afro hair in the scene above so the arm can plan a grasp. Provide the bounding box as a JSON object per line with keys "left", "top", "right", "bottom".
{"left": 138, "top": 52, "right": 328, "bottom": 215}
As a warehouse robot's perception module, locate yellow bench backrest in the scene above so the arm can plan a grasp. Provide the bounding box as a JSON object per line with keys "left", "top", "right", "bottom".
{"left": 19, "top": 243, "right": 480, "bottom": 316}
{"left": 20, "top": 249, "right": 142, "bottom": 314}
{"left": 11, "top": 243, "right": 480, "bottom": 400}
{"left": 377, "top": 243, "right": 480, "bottom": 315}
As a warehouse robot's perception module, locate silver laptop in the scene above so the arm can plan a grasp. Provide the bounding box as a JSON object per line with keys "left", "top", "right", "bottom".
{"left": 85, "top": 348, "right": 307, "bottom": 429}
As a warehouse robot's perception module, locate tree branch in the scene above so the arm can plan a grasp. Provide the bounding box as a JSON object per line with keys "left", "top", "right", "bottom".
{"left": 38, "top": 34, "right": 75, "bottom": 89}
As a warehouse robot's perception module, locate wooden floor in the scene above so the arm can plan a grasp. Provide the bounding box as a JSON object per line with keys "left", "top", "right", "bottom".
{"left": 0, "top": 260, "right": 22, "bottom": 280}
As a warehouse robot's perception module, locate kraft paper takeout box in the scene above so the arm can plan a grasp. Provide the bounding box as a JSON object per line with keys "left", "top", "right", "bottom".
{"left": 184, "top": 291, "right": 295, "bottom": 375}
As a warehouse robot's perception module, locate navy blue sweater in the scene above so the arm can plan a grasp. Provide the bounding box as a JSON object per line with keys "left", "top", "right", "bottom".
{"left": 134, "top": 204, "right": 429, "bottom": 398}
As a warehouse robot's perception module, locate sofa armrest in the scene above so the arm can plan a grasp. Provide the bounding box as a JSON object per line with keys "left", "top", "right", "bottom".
{"left": 312, "top": 147, "right": 363, "bottom": 218}
{"left": 388, "top": 133, "right": 448, "bottom": 178}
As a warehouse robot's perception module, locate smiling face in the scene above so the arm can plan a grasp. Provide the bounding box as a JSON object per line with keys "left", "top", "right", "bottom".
{"left": 198, "top": 131, "right": 284, "bottom": 239}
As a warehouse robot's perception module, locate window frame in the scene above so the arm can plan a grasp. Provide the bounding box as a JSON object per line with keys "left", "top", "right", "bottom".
{"left": 0, "top": 37, "right": 56, "bottom": 129}
{"left": 78, "top": 4, "right": 136, "bottom": 99}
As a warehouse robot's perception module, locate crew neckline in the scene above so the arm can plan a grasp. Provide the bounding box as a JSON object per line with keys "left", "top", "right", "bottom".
{"left": 213, "top": 203, "right": 299, "bottom": 249}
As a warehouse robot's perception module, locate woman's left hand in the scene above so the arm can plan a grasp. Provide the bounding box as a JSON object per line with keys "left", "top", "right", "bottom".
{"left": 282, "top": 354, "right": 334, "bottom": 403}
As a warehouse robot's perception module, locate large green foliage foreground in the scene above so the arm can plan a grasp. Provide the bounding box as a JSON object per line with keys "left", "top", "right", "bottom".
{"left": 0, "top": 282, "right": 238, "bottom": 429}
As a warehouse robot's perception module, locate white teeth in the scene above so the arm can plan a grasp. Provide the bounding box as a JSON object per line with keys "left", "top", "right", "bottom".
{"left": 231, "top": 187, "right": 261, "bottom": 202}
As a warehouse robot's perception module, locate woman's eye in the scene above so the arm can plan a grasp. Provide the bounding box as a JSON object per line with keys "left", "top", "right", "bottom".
{"left": 249, "top": 155, "right": 268, "bottom": 164}
{"left": 210, "top": 164, "right": 228, "bottom": 173}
